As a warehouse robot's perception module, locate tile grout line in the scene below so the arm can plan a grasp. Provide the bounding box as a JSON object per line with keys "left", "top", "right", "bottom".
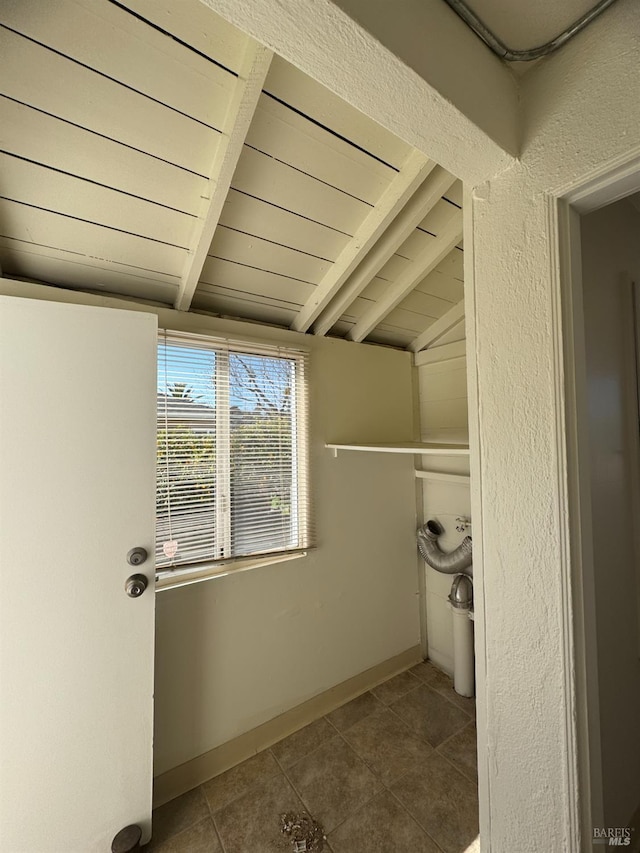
{"left": 269, "top": 746, "right": 335, "bottom": 845}
{"left": 434, "top": 719, "right": 479, "bottom": 783}
{"left": 369, "top": 670, "right": 423, "bottom": 703}
{"left": 415, "top": 676, "right": 476, "bottom": 717}
{"left": 317, "top": 712, "right": 390, "bottom": 837}
{"left": 277, "top": 705, "right": 389, "bottom": 839}
{"left": 435, "top": 716, "right": 476, "bottom": 750}
{"left": 435, "top": 748, "right": 481, "bottom": 790}
{"left": 320, "top": 717, "right": 449, "bottom": 853}
{"left": 324, "top": 692, "right": 449, "bottom": 853}
{"left": 199, "top": 752, "right": 282, "bottom": 813}
{"left": 385, "top": 783, "right": 448, "bottom": 853}
{"left": 145, "top": 814, "right": 214, "bottom": 853}
{"left": 410, "top": 663, "right": 477, "bottom": 718}
{"left": 201, "top": 783, "right": 229, "bottom": 853}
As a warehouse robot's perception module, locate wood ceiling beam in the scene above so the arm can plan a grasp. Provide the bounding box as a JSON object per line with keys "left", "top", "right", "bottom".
{"left": 312, "top": 167, "right": 457, "bottom": 337}
{"left": 174, "top": 40, "right": 273, "bottom": 312}
{"left": 290, "top": 150, "right": 434, "bottom": 333}
{"left": 408, "top": 298, "right": 465, "bottom": 353}
{"left": 347, "top": 213, "right": 463, "bottom": 343}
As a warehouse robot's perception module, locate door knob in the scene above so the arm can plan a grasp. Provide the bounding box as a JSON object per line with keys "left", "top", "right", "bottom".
{"left": 125, "top": 574, "right": 148, "bottom": 598}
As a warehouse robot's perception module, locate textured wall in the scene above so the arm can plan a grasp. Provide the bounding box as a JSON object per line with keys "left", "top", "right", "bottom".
{"left": 468, "top": 2, "right": 640, "bottom": 848}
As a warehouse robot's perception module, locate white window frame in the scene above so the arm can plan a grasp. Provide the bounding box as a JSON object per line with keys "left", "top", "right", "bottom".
{"left": 156, "top": 330, "right": 311, "bottom": 590}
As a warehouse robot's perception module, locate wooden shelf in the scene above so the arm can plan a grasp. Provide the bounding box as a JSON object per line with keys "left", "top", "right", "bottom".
{"left": 415, "top": 470, "right": 470, "bottom": 485}
{"left": 326, "top": 442, "right": 469, "bottom": 457}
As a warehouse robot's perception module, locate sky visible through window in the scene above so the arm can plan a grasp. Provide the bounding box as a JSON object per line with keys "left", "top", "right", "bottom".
{"left": 158, "top": 344, "right": 216, "bottom": 406}
{"left": 157, "top": 344, "right": 294, "bottom": 411}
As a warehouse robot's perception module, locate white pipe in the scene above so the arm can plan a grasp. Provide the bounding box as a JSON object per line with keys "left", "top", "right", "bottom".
{"left": 451, "top": 604, "right": 475, "bottom": 697}
{"left": 448, "top": 573, "right": 475, "bottom": 696}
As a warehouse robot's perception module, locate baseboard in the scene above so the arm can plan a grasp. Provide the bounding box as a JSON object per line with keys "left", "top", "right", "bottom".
{"left": 152, "top": 644, "right": 422, "bottom": 808}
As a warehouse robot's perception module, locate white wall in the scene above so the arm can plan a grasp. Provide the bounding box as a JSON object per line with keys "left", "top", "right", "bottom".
{"left": 468, "top": 1, "right": 640, "bottom": 847}
{"left": 417, "top": 348, "right": 470, "bottom": 673}
{"left": 154, "top": 328, "right": 421, "bottom": 774}
{"left": 580, "top": 199, "right": 640, "bottom": 829}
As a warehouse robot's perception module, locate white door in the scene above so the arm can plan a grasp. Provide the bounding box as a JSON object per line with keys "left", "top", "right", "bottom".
{"left": 0, "top": 297, "right": 157, "bottom": 852}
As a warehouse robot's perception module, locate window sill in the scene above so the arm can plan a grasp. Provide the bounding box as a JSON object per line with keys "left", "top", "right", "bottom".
{"left": 155, "top": 550, "right": 308, "bottom": 591}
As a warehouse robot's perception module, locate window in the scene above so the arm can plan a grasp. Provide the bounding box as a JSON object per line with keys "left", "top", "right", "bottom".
{"left": 156, "top": 331, "right": 310, "bottom": 578}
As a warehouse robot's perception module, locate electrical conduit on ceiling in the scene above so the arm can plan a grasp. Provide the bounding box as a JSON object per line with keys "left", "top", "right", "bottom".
{"left": 442, "top": 0, "right": 619, "bottom": 61}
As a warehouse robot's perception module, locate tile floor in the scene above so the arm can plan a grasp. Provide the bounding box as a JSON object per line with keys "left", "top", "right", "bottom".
{"left": 144, "top": 661, "right": 479, "bottom": 853}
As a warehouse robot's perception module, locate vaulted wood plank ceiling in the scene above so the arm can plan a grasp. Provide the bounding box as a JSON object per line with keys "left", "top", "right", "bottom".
{"left": 0, "top": 0, "right": 465, "bottom": 353}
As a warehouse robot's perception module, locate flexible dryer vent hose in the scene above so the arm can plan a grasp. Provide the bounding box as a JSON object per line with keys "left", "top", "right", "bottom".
{"left": 417, "top": 519, "right": 473, "bottom": 576}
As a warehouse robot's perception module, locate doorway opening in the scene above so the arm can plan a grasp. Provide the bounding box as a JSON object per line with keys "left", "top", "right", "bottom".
{"left": 560, "top": 166, "right": 640, "bottom": 852}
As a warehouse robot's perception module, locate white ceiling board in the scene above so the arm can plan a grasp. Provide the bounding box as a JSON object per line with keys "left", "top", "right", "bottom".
{"left": 464, "top": 0, "right": 604, "bottom": 51}
{"left": 219, "top": 191, "right": 350, "bottom": 261}
{"left": 264, "top": 57, "right": 413, "bottom": 169}
{"left": 418, "top": 249, "right": 465, "bottom": 283}
{"left": 231, "top": 145, "right": 370, "bottom": 234}
{"left": 0, "top": 236, "right": 179, "bottom": 288}
{"left": 337, "top": 298, "right": 443, "bottom": 341}
{"left": 208, "top": 228, "right": 331, "bottom": 284}
{"left": 383, "top": 306, "right": 440, "bottom": 334}
{"left": 246, "top": 95, "right": 395, "bottom": 205}
{"left": 409, "top": 298, "right": 464, "bottom": 352}
{"left": 329, "top": 317, "right": 417, "bottom": 348}
{"left": 363, "top": 327, "right": 417, "bottom": 349}
{"left": 0, "top": 200, "right": 187, "bottom": 278}
{"left": 361, "top": 277, "right": 456, "bottom": 317}
{"left": 0, "top": 243, "right": 178, "bottom": 304}
{"left": 0, "top": 26, "right": 220, "bottom": 176}
{"left": 120, "top": 0, "right": 248, "bottom": 73}
{"left": 198, "top": 257, "right": 315, "bottom": 305}
{"left": 2, "top": 0, "right": 236, "bottom": 129}
{"left": 0, "top": 154, "right": 194, "bottom": 248}
{"left": 435, "top": 318, "right": 466, "bottom": 346}
{"left": 191, "top": 289, "right": 299, "bottom": 327}
{"left": 417, "top": 199, "right": 463, "bottom": 236}
{"left": 396, "top": 286, "right": 457, "bottom": 315}
{"left": 0, "top": 97, "right": 207, "bottom": 216}
{"left": 414, "top": 267, "right": 465, "bottom": 303}
{"left": 444, "top": 180, "right": 463, "bottom": 207}
{"left": 377, "top": 253, "right": 413, "bottom": 281}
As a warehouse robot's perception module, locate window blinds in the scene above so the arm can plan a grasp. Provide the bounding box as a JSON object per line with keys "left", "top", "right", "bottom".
{"left": 157, "top": 331, "right": 310, "bottom": 572}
